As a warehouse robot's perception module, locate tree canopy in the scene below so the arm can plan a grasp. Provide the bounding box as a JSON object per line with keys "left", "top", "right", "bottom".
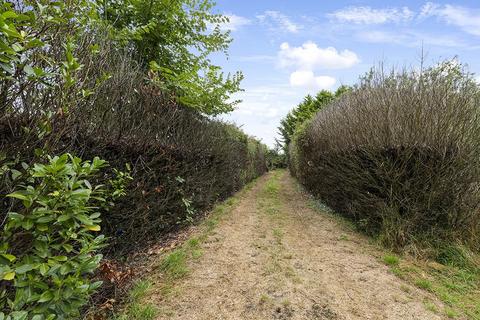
{"left": 277, "top": 86, "right": 350, "bottom": 152}
{"left": 102, "top": 0, "right": 243, "bottom": 115}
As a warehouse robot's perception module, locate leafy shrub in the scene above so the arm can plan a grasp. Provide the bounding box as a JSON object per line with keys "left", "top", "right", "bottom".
{"left": 293, "top": 60, "right": 480, "bottom": 251}
{"left": 265, "top": 147, "right": 287, "bottom": 170}
{"left": 0, "top": 154, "right": 111, "bottom": 319}
{"left": 105, "top": 0, "right": 244, "bottom": 115}
{"left": 0, "top": 1, "right": 104, "bottom": 114}
{"left": 0, "top": 0, "right": 242, "bottom": 117}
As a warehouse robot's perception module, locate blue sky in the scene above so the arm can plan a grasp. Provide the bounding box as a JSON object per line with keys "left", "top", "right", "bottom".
{"left": 210, "top": 1, "right": 480, "bottom": 147}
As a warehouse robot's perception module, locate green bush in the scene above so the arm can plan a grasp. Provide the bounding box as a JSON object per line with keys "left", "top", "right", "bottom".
{"left": 265, "top": 147, "right": 287, "bottom": 170}
{"left": 293, "top": 60, "right": 480, "bottom": 252}
{"left": 0, "top": 154, "right": 113, "bottom": 319}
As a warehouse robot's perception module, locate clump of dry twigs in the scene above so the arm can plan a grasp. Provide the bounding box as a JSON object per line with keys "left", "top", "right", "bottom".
{"left": 293, "top": 60, "right": 480, "bottom": 253}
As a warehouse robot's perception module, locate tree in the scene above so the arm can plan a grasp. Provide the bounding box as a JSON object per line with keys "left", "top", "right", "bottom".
{"left": 277, "top": 86, "right": 350, "bottom": 153}
{"left": 101, "top": 0, "right": 243, "bottom": 115}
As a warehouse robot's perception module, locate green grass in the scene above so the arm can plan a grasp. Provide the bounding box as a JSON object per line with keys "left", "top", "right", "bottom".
{"left": 445, "top": 307, "right": 459, "bottom": 318}
{"left": 383, "top": 254, "right": 400, "bottom": 266}
{"left": 263, "top": 176, "right": 280, "bottom": 196}
{"left": 259, "top": 294, "right": 272, "bottom": 305}
{"left": 272, "top": 228, "right": 283, "bottom": 244}
{"left": 258, "top": 171, "right": 283, "bottom": 220}
{"left": 256, "top": 170, "right": 302, "bottom": 285}
{"left": 186, "top": 237, "right": 203, "bottom": 259}
{"left": 129, "top": 280, "right": 152, "bottom": 300}
{"left": 415, "top": 279, "right": 433, "bottom": 291}
{"left": 338, "top": 234, "right": 349, "bottom": 241}
{"left": 121, "top": 303, "right": 157, "bottom": 320}
{"left": 423, "top": 300, "right": 439, "bottom": 314}
{"left": 436, "top": 245, "right": 478, "bottom": 270}
{"left": 384, "top": 252, "right": 480, "bottom": 319}
{"left": 112, "top": 175, "right": 256, "bottom": 319}
{"left": 160, "top": 249, "right": 189, "bottom": 280}
{"left": 302, "top": 177, "right": 480, "bottom": 320}
{"left": 113, "top": 280, "right": 158, "bottom": 320}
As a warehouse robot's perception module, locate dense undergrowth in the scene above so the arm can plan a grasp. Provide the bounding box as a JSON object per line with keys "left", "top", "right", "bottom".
{"left": 289, "top": 61, "right": 480, "bottom": 255}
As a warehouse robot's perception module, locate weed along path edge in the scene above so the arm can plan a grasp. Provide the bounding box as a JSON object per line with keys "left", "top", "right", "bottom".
{"left": 130, "top": 170, "right": 445, "bottom": 320}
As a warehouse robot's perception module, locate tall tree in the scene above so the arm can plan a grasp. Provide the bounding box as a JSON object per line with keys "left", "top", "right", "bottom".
{"left": 101, "top": 0, "right": 243, "bottom": 115}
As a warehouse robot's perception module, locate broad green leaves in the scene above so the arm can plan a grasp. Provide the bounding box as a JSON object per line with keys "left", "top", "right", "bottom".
{"left": 0, "top": 0, "right": 109, "bottom": 133}
{"left": 1, "top": 154, "right": 111, "bottom": 319}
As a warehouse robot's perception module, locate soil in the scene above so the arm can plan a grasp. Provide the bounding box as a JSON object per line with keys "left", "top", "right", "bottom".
{"left": 148, "top": 171, "right": 444, "bottom": 320}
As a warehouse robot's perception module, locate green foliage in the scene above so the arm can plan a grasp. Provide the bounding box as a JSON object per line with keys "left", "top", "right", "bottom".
{"left": 436, "top": 245, "right": 479, "bottom": 272}
{"left": 103, "top": 0, "right": 243, "bottom": 115}
{"left": 1, "top": 0, "right": 246, "bottom": 119}
{"left": 0, "top": 154, "right": 112, "bottom": 319}
{"left": 0, "top": 0, "right": 264, "bottom": 251}
{"left": 114, "top": 280, "right": 158, "bottom": 320}
{"left": 387, "top": 249, "right": 480, "bottom": 319}
{"left": 265, "top": 146, "right": 287, "bottom": 170}
{"left": 160, "top": 250, "right": 189, "bottom": 280}
{"left": 0, "top": 1, "right": 104, "bottom": 113}
{"left": 383, "top": 254, "right": 400, "bottom": 266}
{"left": 0, "top": 0, "right": 265, "bottom": 318}
{"left": 277, "top": 86, "right": 349, "bottom": 154}
{"left": 174, "top": 176, "right": 196, "bottom": 225}
{"left": 0, "top": 2, "right": 45, "bottom": 81}
{"left": 288, "top": 117, "right": 313, "bottom": 178}
{"left": 415, "top": 279, "right": 433, "bottom": 291}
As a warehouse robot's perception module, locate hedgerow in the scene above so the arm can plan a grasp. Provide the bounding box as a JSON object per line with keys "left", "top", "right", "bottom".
{"left": 0, "top": 0, "right": 269, "bottom": 240}
{"left": 0, "top": 1, "right": 268, "bottom": 318}
{"left": 292, "top": 61, "right": 480, "bottom": 252}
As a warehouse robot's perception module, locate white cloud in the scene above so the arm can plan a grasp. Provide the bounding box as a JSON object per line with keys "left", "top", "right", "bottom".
{"left": 290, "top": 70, "right": 336, "bottom": 90}
{"left": 257, "top": 11, "right": 302, "bottom": 33}
{"left": 278, "top": 41, "right": 360, "bottom": 70}
{"left": 419, "top": 2, "right": 439, "bottom": 17}
{"left": 359, "top": 30, "right": 406, "bottom": 44}
{"left": 234, "top": 102, "right": 279, "bottom": 118}
{"left": 222, "top": 84, "right": 306, "bottom": 147}
{"left": 329, "top": 6, "right": 414, "bottom": 24}
{"left": 210, "top": 14, "right": 251, "bottom": 31}
{"left": 357, "top": 30, "right": 465, "bottom": 48}
{"left": 420, "top": 3, "right": 480, "bottom": 36}
{"left": 228, "top": 85, "right": 299, "bottom": 118}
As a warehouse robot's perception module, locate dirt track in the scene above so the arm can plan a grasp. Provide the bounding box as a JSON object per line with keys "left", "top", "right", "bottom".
{"left": 150, "top": 170, "right": 444, "bottom": 320}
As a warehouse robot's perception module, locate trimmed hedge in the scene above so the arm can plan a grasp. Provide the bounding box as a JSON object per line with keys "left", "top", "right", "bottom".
{"left": 292, "top": 61, "right": 480, "bottom": 251}
{"left": 1, "top": 103, "right": 267, "bottom": 257}
{"left": 0, "top": 42, "right": 267, "bottom": 255}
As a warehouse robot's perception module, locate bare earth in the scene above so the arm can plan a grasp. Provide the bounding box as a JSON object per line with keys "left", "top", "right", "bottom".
{"left": 150, "top": 171, "right": 444, "bottom": 320}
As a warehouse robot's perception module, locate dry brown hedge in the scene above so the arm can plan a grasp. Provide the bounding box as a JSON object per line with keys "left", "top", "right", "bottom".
{"left": 0, "top": 36, "right": 268, "bottom": 255}
{"left": 292, "top": 61, "right": 480, "bottom": 252}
